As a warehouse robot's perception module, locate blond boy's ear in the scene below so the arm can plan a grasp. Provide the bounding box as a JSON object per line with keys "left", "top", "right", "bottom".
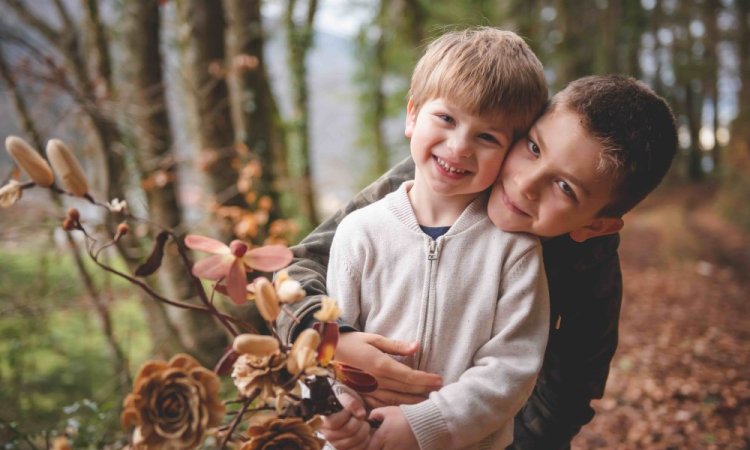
{"left": 568, "top": 217, "right": 624, "bottom": 242}
{"left": 405, "top": 98, "right": 417, "bottom": 138}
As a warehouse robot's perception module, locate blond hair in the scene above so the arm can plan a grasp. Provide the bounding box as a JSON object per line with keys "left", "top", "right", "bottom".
{"left": 409, "top": 27, "right": 548, "bottom": 139}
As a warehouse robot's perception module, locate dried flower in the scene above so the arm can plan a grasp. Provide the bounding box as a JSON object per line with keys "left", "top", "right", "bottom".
{"left": 313, "top": 297, "right": 341, "bottom": 322}
{"left": 241, "top": 417, "right": 325, "bottom": 450}
{"left": 232, "top": 352, "right": 287, "bottom": 401}
{"left": 185, "top": 235, "right": 292, "bottom": 305}
{"left": 233, "top": 333, "right": 280, "bottom": 357}
{"left": 5, "top": 136, "right": 54, "bottom": 187}
{"left": 108, "top": 198, "right": 129, "bottom": 213}
{"left": 274, "top": 271, "right": 305, "bottom": 303}
{"left": 121, "top": 354, "right": 225, "bottom": 450}
{"left": 0, "top": 180, "right": 23, "bottom": 208}
{"left": 46, "top": 139, "right": 89, "bottom": 197}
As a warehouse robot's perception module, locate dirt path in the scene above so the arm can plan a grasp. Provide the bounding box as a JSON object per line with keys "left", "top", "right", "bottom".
{"left": 572, "top": 183, "right": 750, "bottom": 450}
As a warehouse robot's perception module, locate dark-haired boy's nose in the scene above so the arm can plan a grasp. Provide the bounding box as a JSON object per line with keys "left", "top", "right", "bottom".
{"left": 516, "top": 172, "right": 539, "bottom": 201}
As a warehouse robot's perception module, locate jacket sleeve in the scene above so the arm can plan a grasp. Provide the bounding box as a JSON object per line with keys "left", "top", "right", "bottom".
{"left": 402, "top": 244, "right": 550, "bottom": 450}
{"left": 509, "top": 236, "right": 623, "bottom": 450}
{"left": 277, "top": 157, "right": 415, "bottom": 344}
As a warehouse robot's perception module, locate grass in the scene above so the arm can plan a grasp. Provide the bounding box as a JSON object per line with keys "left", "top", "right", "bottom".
{"left": 0, "top": 247, "right": 150, "bottom": 447}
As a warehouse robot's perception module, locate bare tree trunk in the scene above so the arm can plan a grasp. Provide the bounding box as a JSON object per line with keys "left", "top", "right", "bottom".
{"left": 224, "top": 0, "right": 287, "bottom": 243}
{"left": 123, "top": 0, "right": 228, "bottom": 365}
{"left": 285, "top": 0, "right": 319, "bottom": 228}
{"left": 177, "top": 0, "right": 247, "bottom": 242}
{"left": 703, "top": 0, "right": 721, "bottom": 170}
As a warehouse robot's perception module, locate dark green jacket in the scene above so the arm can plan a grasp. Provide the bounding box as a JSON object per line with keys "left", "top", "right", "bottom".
{"left": 278, "top": 158, "right": 622, "bottom": 450}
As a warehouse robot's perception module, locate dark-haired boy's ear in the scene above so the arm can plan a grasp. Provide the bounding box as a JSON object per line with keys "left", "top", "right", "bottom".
{"left": 405, "top": 98, "right": 417, "bottom": 138}
{"left": 568, "top": 217, "right": 624, "bottom": 242}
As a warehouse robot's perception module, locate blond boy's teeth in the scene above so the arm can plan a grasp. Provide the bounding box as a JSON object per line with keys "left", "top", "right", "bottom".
{"left": 436, "top": 157, "right": 466, "bottom": 174}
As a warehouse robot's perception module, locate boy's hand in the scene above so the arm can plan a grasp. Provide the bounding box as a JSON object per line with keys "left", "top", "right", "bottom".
{"left": 336, "top": 332, "right": 442, "bottom": 408}
{"left": 366, "top": 406, "right": 418, "bottom": 450}
{"left": 322, "top": 391, "right": 370, "bottom": 450}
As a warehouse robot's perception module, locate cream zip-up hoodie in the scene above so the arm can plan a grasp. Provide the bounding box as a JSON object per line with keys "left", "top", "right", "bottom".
{"left": 328, "top": 182, "right": 550, "bottom": 450}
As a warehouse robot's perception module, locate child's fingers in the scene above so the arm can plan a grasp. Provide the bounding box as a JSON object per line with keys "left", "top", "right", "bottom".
{"left": 325, "top": 420, "right": 370, "bottom": 450}
{"left": 338, "top": 391, "right": 366, "bottom": 419}
{"left": 321, "top": 408, "right": 353, "bottom": 431}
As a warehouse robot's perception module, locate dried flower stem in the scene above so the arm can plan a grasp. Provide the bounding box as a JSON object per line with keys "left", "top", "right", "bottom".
{"left": 219, "top": 389, "right": 259, "bottom": 450}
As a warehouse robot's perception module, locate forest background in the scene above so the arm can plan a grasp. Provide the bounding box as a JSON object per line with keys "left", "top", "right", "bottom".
{"left": 0, "top": 0, "right": 748, "bottom": 449}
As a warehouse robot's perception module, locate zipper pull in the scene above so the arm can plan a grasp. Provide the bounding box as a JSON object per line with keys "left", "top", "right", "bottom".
{"left": 428, "top": 240, "right": 438, "bottom": 260}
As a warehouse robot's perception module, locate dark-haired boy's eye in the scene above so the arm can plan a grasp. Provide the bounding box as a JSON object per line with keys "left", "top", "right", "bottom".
{"left": 556, "top": 180, "right": 576, "bottom": 199}
{"left": 526, "top": 139, "right": 540, "bottom": 156}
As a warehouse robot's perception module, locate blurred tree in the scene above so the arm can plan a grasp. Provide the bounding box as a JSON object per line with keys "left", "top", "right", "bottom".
{"left": 673, "top": 0, "right": 705, "bottom": 180}
{"left": 0, "top": 44, "right": 131, "bottom": 389}
{"left": 720, "top": 0, "right": 750, "bottom": 227}
{"left": 176, "top": 0, "right": 249, "bottom": 238}
{"left": 356, "top": 0, "right": 391, "bottom": 179}
{"left": 123, "top": 0, "right": 226, "bottom": 365}
{"left": 224, "top": 0, "right": 289, "bottom": 244}
{"left": 285, "top": 0, "right": 319, "bottom": 228}
{"left": 702, "top": 0, "right": 722, "bottom": 168}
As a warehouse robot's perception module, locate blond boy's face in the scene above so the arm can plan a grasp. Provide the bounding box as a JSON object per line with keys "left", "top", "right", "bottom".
{"left": 405, "top": 98, "right": 513, "bottom": 201}
{"left": 487, "top": 106, "right": 624, "bottom": 242}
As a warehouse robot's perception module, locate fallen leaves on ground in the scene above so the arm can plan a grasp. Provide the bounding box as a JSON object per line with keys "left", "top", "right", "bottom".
{"left": 573, "top": 183, "right": 750, "bottom": 450}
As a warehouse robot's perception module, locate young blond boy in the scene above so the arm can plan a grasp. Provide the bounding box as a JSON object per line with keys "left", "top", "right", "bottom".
{"left": 322, "top": 28, "right": 550, "bottom": 450}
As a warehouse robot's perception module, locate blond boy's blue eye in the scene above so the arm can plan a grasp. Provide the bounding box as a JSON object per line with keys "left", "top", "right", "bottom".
{"left": 479, "top": 133, "right": 499, "bottom": 144}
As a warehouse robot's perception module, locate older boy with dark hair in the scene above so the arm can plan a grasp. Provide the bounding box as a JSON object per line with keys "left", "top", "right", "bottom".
{"left": 281, "top": 73, "right": 677, "bottom": 450}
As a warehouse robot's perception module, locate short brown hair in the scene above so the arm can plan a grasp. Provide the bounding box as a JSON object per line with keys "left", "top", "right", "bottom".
{"left": 550, "top": 75, "right": 677, "bottom": 217}
{"left": 408, "top": 27, "right": 548, "bottom": 139}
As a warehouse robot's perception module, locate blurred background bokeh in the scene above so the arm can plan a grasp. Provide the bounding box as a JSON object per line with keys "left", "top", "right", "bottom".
{"left": 0, "top": 0, "right": 747, "bottom": 448}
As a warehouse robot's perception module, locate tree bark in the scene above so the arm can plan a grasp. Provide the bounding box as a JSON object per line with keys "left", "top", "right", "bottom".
{"left": 124, "top": 0, "right": 228, "bottom": 365}
{"left": 177, "top": 0, "right": 247, "bottom": 242}
{"left": 285, "top": 0, "right": 319, "bottom": 228}
{"left": 224, "top": 0, "right": 287, "bottom": 244}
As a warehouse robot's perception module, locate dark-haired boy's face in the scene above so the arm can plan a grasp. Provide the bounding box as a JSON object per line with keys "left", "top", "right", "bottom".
{"left": 487, "top": 106, "right": 623, "bottom": 242}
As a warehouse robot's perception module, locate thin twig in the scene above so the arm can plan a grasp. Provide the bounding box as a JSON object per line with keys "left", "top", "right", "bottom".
{"left": 219, "top": 390, "right": 259, "bottom": 450}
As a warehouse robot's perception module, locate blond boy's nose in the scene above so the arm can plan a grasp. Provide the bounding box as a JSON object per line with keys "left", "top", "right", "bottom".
{"left": 448, "top": 135, "right": 472, "bottom": 158}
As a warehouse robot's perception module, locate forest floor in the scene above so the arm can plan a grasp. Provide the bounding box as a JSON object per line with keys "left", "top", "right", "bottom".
{"left": 571, "top": 182, "right": 750, "bottom": 450}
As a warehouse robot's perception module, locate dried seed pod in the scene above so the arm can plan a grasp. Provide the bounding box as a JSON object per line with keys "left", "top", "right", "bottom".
{"left": 254, "top": 277, "right": 280, "bottom": 321}
{"left": 287, "top": 329, "right": 320, "bottom": 375}
{"left": 66, "top": 208, "right": 80, "bottom": 222}
{"left": 114, "top": 222, "right": 129, "bottom": 240}
{"left": 5, "top": 136, "right": 54, "bottom": 187}
{"left": 46, "top": 139, "right": 89, "bottom": 197}
{"left": 232, "top": 333, "right": 280, "bottom": 357}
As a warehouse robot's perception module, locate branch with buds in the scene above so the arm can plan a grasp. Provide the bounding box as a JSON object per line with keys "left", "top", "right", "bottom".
{"left": 2, "top": 135, "right": 377, "bottom": 450}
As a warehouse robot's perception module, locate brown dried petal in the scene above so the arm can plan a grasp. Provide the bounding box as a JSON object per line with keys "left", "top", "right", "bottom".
{"left": 254, "top": 277, "right": 280, "bottom": 321}
{"left": 5, "top": 136, "right": 54, "bottom": 187}
{"left": 46, "top": 139, "right": 89, "bottom": 196}
{"left": 233, "top": 333, "right": 280, "bottom": 357}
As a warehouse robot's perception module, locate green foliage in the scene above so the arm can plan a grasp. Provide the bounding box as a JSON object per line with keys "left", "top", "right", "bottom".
{"left": 0, "top": 249, "right": 149, "bottom": 448}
